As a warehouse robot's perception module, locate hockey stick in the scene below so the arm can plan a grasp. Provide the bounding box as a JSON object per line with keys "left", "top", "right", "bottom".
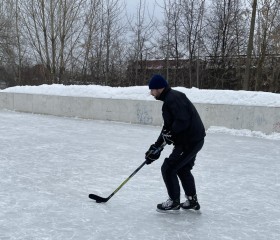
{"left": 89, "top": 142, "right": 166, "bottom": 203}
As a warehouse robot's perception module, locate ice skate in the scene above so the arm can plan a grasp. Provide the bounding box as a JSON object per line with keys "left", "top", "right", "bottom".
{"left": 180, "top": 194, "right": 201, "bottom": 213}
{"left": 156, "top": 198, "right": 180, "bottom": 213}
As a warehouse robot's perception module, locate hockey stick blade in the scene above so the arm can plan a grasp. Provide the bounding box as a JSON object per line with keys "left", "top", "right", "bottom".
{"left": 88, "top": 194, "right": 109, "bottom": 203}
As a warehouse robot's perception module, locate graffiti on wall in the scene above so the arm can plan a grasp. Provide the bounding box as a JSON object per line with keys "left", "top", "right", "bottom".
{"left": 136, "top": 104, "right": 153, "bottom": 125}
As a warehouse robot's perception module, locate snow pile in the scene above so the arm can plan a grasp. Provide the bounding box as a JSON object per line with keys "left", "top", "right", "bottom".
{"left": 2, "top": 84, "right": 280, "bottom": 107}
{"left": 208, "top": 126, "right": 280, "bottom": 140}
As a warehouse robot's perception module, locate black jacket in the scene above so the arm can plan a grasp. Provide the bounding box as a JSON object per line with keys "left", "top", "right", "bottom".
{"left": 155, "top": 87, "right": 206, "bottom": 148}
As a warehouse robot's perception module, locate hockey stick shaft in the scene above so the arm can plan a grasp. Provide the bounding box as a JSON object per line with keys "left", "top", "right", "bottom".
{"left": 89, "top": 161, "right": 146, "bottom": 203}
{"left": 89, "top": 141, "right": 166, "bottom": 203}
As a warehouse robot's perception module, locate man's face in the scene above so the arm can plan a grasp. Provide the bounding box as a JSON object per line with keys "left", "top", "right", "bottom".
{"left": 150, "top": 88, "right": 164, "bottom": 99}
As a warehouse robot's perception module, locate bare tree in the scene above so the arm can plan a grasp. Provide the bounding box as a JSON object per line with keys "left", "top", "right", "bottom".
{"left": 20, "top": 0, "right": 86, "bottom": 83}
{"left": 14, "top": 0, "right": 23, "bottom": 84}
{"left": 254, "top": 0, "right": 280, "bottom": 91}
{"left": 103, "top": 0, "right": 125, "bottom": 85}
{"left": 243, "top": 0, "right": 257, "bottom": 90}
{"left": 269, "top": 11, "right": 280, "bottom": 92}
{"left": 158, "top": 0, "right": 182, "bottom": 85}
{"left": 80, "top": 0, "right": 102, "bottom": 83}
{"left": 126, "top": 0, "right": 156, "bottom": 85}
{"left": 81, "top": 0, "right": 126, "bottom": 85}
{"left": 205, "top": 0, "right": 247, "bottom": 89}
{"left": 180, "top": 0, "right": 206, "bottom": 87}
{"left": 0, "top": 1, "right": 16, "bottom": 65}
{"left": 0, "top": 0, "right": 18, "bottom": 86}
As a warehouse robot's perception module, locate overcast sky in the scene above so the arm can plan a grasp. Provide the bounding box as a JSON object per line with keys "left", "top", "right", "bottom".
{"left": 124, "top": 0, "right": 164, "bottom": 21}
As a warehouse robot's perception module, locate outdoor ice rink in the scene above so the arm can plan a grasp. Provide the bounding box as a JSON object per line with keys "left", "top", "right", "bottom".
{"left": 1, "top": 110, "right": 279, "bottom": 240}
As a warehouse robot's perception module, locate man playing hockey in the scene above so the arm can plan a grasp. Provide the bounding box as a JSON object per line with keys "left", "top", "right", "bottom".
{"left": 145, "top": 74, "right": 206, "bottom": 213}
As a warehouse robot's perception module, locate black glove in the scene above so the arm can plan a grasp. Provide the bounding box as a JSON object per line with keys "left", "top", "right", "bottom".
{"left": 161, "top": 129, "right": 174, "bottom": 145}
{"left": 145, "top": 144, "right": 162, "bottom": 165}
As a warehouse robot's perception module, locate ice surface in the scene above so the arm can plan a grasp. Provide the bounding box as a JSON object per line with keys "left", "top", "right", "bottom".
{"left": 0, "top": 110, "right": 280, "bottom": 240}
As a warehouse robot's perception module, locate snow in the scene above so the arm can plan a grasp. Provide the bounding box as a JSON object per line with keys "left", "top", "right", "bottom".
{"left": 2, "top": 84, "right": 280, "bottom": 107}
{"left": 0, "top": 110, "right": 279, "bottom": 240}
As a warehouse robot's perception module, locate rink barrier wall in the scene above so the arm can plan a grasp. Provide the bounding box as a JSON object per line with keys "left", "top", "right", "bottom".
{"left": 0, "top": 92, "right": 279, "bottom": 134}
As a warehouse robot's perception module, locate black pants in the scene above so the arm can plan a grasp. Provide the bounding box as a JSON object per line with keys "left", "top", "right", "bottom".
{"left": 161, "top": 139, "right": 204, "bottom": 201}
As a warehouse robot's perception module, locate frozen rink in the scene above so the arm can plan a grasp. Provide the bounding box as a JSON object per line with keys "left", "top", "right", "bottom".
{"left": 0, "top": 110, "right": 279, "bottom": 240}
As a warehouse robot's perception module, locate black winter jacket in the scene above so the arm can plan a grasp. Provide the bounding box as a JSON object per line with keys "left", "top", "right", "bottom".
{"left": 155, "top": 87, "right": 206, "bottom": 148}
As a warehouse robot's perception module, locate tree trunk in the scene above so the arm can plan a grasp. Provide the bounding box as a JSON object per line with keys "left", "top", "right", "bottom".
{"left": 244, "top": 0, "right": 257, "bottom": 90}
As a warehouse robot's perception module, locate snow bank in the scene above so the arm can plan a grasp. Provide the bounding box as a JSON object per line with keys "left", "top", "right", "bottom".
{"left": 208, "top": 126, "right": 280, "bottom": 140}
{"left": 2, "top": 84, "right": 280, "bottom": 107}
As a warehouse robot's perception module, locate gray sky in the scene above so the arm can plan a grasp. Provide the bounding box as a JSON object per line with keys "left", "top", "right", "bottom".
{"left": 124, "top": 0, "right": 164, "bottom": 20}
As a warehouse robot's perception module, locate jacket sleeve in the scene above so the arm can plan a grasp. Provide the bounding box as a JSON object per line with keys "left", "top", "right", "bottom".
{"left": 154, "top": 127, "right": 165, "bottom": 147}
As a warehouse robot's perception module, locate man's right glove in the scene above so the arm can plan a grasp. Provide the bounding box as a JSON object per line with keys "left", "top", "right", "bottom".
{"left": 145, "top": 144, "right": 163, "bottom": 165}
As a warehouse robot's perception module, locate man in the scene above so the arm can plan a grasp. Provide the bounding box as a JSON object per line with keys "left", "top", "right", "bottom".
{"left": 145, "top": 74, "right": 206, "bottom": 213}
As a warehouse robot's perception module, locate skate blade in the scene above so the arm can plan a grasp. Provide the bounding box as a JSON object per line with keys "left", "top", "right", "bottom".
{"left": 156, "top": 208, "right": 181, "bottom": 214}
{"left": 181, "top": 208, "right": 202, "bottom": 214}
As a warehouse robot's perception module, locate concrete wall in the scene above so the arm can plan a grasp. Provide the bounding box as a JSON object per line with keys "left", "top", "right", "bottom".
{"left": 1, "top": 92, "right": 279, "bottom": 134}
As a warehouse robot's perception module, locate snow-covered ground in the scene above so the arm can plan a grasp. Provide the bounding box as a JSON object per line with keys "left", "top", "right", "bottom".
{"left": 0, "top": 110, "right": 279, "bottom": 240}
{"left": 2, "top": 84, "right": 280, "bottom": 107}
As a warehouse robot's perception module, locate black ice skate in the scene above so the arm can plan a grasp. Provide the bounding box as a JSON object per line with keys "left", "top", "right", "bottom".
{"left": 156, "top": 198, "right": 180, "bottom": 213}
{"left": 180, "top": 194, "right": 200, "bottom": 211}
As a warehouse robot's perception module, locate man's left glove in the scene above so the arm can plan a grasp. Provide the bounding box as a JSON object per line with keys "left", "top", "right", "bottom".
{"left": 145, "top": 144, "right": 163, "bottom": 165}
{"left": 161, "top": 129, "right": 174, "bottom": 145}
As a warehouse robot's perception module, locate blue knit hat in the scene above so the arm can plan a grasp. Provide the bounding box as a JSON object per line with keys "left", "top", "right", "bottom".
{"left": 148, "top": 75, "right": 168, "bottom": 89}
